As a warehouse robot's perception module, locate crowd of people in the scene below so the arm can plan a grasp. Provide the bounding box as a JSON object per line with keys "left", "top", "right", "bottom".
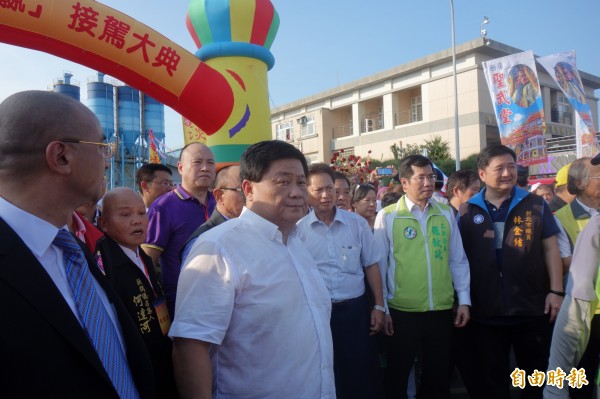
{"left": 1, "top": 90, "right": 599, "bottom": 399}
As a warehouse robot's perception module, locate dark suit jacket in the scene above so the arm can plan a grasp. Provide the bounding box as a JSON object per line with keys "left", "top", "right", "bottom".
{"left": 0, "top": 218, "right": 155, "bottom": 399}
{"left": 96, "top": 235, "right": 177, "bottom": 398}
{"left": 180, "top": 209, "right": 228, "bottom": 263}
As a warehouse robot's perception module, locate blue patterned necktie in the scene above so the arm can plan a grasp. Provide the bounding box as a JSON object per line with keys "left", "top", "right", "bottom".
{"left": 53, "top": 229, "right": 139, "bottom": 399}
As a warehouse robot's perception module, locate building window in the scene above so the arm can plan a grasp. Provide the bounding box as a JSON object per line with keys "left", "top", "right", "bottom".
{"left": 276, "top": 121, "right": 294, "bottom": 142}
{"left": 551, "top": 93, "right": 572, "bottom": 126}
{"left": 305, "top": 153, "right": 319, "bottom": 165}
{"left": 410, "top": 95, "right": 422, "bottom": 122}
{"left": 300, "top": 115, "right": 315, "bottom": 137}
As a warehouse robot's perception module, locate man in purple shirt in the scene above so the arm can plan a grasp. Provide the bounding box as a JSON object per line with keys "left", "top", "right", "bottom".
{"left": 143, "top": 143, "right": 216, "bottom": 316}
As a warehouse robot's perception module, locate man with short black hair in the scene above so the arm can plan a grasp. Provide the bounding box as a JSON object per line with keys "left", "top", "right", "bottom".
{"left": 136, "top": 163, "right": 174, "bottom": 209}
{"left": 334, "top": 171, "right": 352, "bottom": 210}
{"left": 458, "top": 144, "right": 563, "bottom": 399}
{"left": 375, "top": 154, "right": 470, "bottom": 399}
{"left": 171, "top": 140, "right": 334, "bottom": 398}
{"left": 446, "top": 169, "right": 481, "bottom": 214}
{"left": 298, "top": 162, "right": 385, "bottom": 399}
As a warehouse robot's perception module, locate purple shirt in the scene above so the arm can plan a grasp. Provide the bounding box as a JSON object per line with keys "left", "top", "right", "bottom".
{"left": 145, "top": 185, "right": 216, "bottom": 316}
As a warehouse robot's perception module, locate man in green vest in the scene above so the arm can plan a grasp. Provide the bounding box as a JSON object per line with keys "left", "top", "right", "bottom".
{"left": 374, "top": 154, "right": 470, "bottom": 399}
{"left": 555, "top": 157, "right": 600, "bottom": 249}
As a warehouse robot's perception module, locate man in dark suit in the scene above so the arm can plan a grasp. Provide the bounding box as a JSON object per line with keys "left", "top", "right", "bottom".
{"left": 180, "top": 165, "right": 243, "bottom": 264}
{"left": 97, "top": 187, "right": 177, "bottom": 398}
{"left": 0, "top": 91, "right": 154, "bottom": 398}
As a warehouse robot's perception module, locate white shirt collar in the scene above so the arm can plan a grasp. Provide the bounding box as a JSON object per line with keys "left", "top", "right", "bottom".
{"left": 0, "top": 196, "right": 60, "bottom": 258}
{"left": 307, "top": 206, "right": 347, "bottom": 226}
{"left": 241, "top": 207, "right": 297, "bottom": 243}
{"left": 403, "top": 195, "right": 431, "bottom": 212}
{"left": 118, "top": 244, "right": 141, "bottom": 265}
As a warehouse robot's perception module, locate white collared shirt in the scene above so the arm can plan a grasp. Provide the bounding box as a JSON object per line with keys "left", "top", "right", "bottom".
{"left": 119, "top": 244, "right": 154, "bottom": 289}
{"left": 297, "top": 207, "right": 380, "bottom": 301}
{"left": 0, "top": 196, "right": 125, "bottom": 348}
{"left": 170, "top": 207, "right": 335, "bottom": 399}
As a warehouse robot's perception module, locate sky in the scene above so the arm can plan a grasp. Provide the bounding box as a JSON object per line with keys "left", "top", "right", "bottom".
{"left": 1, "top": 0, "right": 599, "bottom": 151}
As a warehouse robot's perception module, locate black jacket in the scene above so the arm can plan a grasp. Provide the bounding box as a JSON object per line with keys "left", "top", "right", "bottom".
{"left": 0, "top": 219, "right": 155, "bottom": 398}
{"left": 95, "top": 235, "right": 177, "bottom": 398}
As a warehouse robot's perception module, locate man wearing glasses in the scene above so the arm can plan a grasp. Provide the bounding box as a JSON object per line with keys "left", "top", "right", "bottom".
{"left": 374, "top": 154, "right": 470, "bottom": 399}
{"left": 0, "top": 91, "right": 153, "bottom": 397}
{"left": 135, "top": 163, "right": 174, "bottom": 210}
{"left": 180, "top": 165, "right": 243, "bottom": 264}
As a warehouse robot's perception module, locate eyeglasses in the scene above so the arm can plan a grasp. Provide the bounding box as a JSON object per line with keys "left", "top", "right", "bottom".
{"left": 148, "top": 180, "right": 175, "bottom": 188}
{"left": 59, "top": 139, "right": 116, "bottom": 159}
{"left": 219, "top": 187, "right": 243, "bottom": 192}
{"left": 410, "top": 175, "right": 437, "bottom": 184}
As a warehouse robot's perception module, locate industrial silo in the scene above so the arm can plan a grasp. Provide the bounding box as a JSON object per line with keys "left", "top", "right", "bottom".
{"left": 52, "top": 72, "right": 80, "bottom": 101}
{"left": 87, "top": 72, "right": 115, "bottom": 142}
{"left": 143, "top": 94, "right": 165, "bottom": 157}
{"left": 116, "top": 85, "right": 141, "bottom": 156}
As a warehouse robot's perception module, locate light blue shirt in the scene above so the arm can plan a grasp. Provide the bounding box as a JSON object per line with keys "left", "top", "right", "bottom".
{"left": 297, "top": 207, "right": 381, "bottom": 302}
{"left": 171, "top": 207, "right": 335, "bottom": 399}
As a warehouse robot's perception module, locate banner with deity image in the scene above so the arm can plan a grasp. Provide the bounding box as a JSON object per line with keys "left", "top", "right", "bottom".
{"left": 483, "top": 51, "right": 548, "bottom": 166}
{"left": 537, "top": 51, "right": 599, "bottom": 158}
{"left": 148, "top": 130, "right": 165, "bottom": 164}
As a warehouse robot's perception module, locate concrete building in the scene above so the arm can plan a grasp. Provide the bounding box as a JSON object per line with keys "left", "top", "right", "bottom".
{"left": 270, "top": 38, "right": 600, "bottom": 166}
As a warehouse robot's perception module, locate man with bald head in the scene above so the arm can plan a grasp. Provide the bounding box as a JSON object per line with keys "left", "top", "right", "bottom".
{"left": 97, "top": 187, "right": 176, "bottom": 397}
{"left": 143, "top": 142, "right": 217, "bottom": 316}
{"left": 0, "top": 91, "right": 153, "bottom": 398}
{"left": 181, "top": 164, "right": 243, "bottom": 264}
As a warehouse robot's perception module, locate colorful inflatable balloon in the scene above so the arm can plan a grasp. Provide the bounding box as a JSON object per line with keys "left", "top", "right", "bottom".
{"left": 0, "top": 0, "right": 279, "bottom": 161}
{"left": 186, "top": 0, "right": 280, "bottom": 162}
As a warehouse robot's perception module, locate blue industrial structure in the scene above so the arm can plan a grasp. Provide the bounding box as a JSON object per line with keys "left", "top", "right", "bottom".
{"left": 143, "top": 93, "right": 166, "bottom": 146}
{"left": 51, "top": 72, "right": 80, "bottom": 101}
{"left": 87, "top": 72, "right": 115, "bottom": 143}
{"left": 117, "top": 85, "right": 141, "bottom": 157}
{"left": 51, "top": 72, "right": 166, "bottom": 190}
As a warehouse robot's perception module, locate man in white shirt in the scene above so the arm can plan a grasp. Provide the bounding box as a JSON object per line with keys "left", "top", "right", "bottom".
{"left": 171, "top": 140, "right": 335, "bottom": 399}
{"left": 0, "top": 90, "right": 153, "bottom": 398}
{"left": 375, "top": 154, "right": 471, "bottom": 399}
{"left": 298, "top": 163, "right": 385, "bottom": 399}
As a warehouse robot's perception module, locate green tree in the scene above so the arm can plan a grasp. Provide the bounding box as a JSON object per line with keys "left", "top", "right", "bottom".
{"left": 390, "top": 142, "right": 422, "bottom": 160}
{"left": 422, "top": 136, "right": 451, "bottom": 163}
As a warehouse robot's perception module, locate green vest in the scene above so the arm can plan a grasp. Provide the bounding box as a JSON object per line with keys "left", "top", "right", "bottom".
{"left": 555, "top": 204, "right": 591, "bottom": 247}
{"left": 387, "top": 198, "right": 454, "bottom": 312}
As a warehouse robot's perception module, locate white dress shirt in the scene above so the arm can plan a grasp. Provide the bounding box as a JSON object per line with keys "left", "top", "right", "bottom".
{"left": 0, "top": 196, "right": 125, "bottom": 349}
{"left": 297, "top": 207, "right": 380, "bottom": 301}
{"left": 170, "top": 207, "right": 335, "bottom": 399}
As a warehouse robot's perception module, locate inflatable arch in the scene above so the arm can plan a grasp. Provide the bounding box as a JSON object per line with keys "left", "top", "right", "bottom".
{"left": 0, "top": 0, "right": 279, "bottom": 162}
